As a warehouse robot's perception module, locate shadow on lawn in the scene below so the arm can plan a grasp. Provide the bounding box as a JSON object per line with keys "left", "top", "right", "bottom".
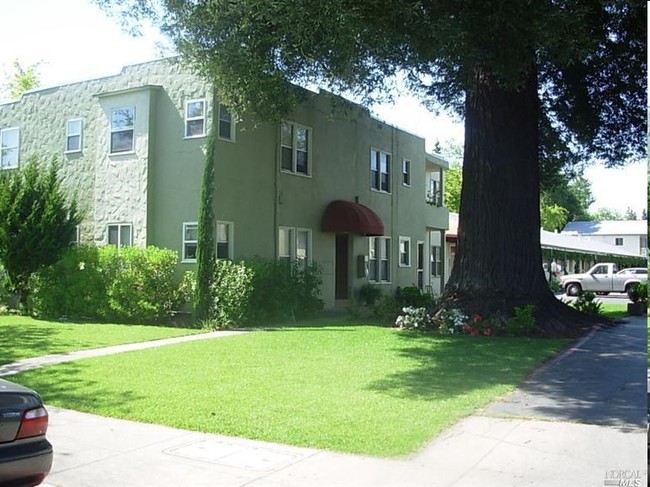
{"left": 368, "top": 333, "right": 564, "bottom": 401}
{"left": 12, "top": 361, "right": 144, "bottom": 416}
{"left": 0, "top": 322, "right": 62, "bottom": 365}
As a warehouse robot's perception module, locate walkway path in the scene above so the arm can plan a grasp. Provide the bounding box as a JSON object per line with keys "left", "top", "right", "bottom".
{"left": 0, "top": 330, "right": 245, "bottom": 377}
{"left": 5, "top": 317, "right": 642, "bottom": 487}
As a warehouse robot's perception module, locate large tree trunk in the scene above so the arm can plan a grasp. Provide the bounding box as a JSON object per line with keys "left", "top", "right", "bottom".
{"left": 443, "top": 63, "right": 601, "bottom": 337}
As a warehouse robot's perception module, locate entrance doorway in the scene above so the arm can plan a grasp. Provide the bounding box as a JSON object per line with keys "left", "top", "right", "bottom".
{"left": 335, "top": 234, "right": 349, "bottom": 300}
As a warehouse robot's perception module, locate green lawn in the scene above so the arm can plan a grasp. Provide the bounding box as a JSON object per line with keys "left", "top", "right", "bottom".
{"left": 0, "top": 315, "right": 203, "bottom": 365}
{"left": 599, "top": 302, "right": 630, "bottom": 319}
{"left": 12, "top": 323, "right": 568, "bottom": 457}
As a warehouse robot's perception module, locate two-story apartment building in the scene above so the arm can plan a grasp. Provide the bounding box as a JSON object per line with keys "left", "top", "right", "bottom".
{"left": 0, "top": 58, "right": 449, "bottom": 308}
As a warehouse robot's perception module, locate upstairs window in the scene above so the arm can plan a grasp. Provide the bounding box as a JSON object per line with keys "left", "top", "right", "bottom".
{"left": 281, "top": 122, "right": 311, "bottom": 176}
{"left": 66, "top": 119, "right": 83, "bottom": 153}
{"left": 371, "top": 149, "right": 391, "bottom": 192}
{"left": 110, "top": 107, "right": 135, "bottom": 154}
{"left": 107, "top": 223, "right": 132, "bottom": 248}
{"left": 185, "top": 99, "right": 206, "bottom": 138}
{"left": 402, "top": 159, "right": 411, "bottom": 186}
{"left": 1, "top": 127, "right": 19, "bottom": 169}
{"left": 615, "top": 237, "right": 624, "bottom": 246}
{"left": 218, "top": 104, "right": 235, "bottom": 141}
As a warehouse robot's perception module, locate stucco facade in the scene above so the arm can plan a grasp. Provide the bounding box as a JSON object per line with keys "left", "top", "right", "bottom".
{"left": 0, "top": 58, "right": 449, "bottom": 308}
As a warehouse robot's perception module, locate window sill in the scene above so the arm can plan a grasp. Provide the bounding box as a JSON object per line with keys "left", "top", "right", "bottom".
{"left": 280, "top": 169, "right": 312, "bottom": 179}
{"left": 184, "top": 134, "right": 207, "bottom": 140}
{"left": 217, "top": 136, "right": 236, "bottom": 143}
{"left": 65, "top": 150, "right": 82, "bottom": 155}
{"left": 181, "top": 259, "right": 197, "bottom": 264}
{"left": 370, "top": 188, "right": 391, "bottom": 195}
{"left": 109, "top": 150, "right": 136, "bottom": 156}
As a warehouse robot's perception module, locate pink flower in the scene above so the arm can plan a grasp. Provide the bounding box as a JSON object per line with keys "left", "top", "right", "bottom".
{"left": 472, "top": 314, "right": 483, "bottom": 323}
{"left": 483, "top": 328, "right": 492, "bottom": 337}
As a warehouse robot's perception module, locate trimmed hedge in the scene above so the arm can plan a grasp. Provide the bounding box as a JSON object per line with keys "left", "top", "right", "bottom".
{"left": 32, "top": 245, "right": 184, "bottom": 323}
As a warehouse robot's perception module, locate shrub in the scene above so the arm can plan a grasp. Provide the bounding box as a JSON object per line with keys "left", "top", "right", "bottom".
{"left": 209, "top": 260, "right": 254, "bottom": 329}
{"left": 397, "top": 286, "right": 434, "bottom": 309}
{"left": 32, "top": 246, "right": 108, "bottom": 320}
{"left": 33, "top": 245, "right": 187, "bottom": 323}
{"left": 245, "top": 258, "right": 323, "bottom": 324}
{"left": 505, "top": 305, "right": 537, "bottom": 336}
{"left": 570, "top": 291, "right": 603, "bottom": 316}
{"left": 102, "top": 246, "right": 181, "bottom": 323}
{"left": 358, "top": 283, "right": 382, "bottom": 306}
{"left": 628, "top": 282, "right": 648, "bottom": 303}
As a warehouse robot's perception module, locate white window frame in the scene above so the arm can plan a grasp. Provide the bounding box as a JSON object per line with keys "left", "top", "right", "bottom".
{"left": 217, "top": 103, "right": 235, "bottom": 142}
{"left": 182, "top": 222, "right": 198, "bottom": 262}
{"left": 110, "top": 107, "right": 135, "bottom": 154}
{"left": 369, "top": 236, "right": 391, "bottom": 283}
{"left": 70, "top": 225, "right": 81, "bottom": 245}
{"left": 431, "top": 245, "right": 442, "bottom": 277}
{"left": 399, "top": 236, "right": 411, "bottom": 267}
{"left": 370, "top": 148, "right": 391, "bottom": 193}
{"left": 185, "top": 99, "right": 206, "bottom": 139}
{"left": 278, "top": 226, "right": 312, "bottom": 265}
{"left": 280, "top": 121, "right": 312, "bottom": 176}
{"left": 1, "top": 127, "right": 19, "bottom": 169}
{"left": 107, "top": 223, "right": 133, "bottom": 248}
{"left": 402, "top": 159, "right": 411, "bottom": 187}
{"left": 216, "top": 221, "right": 234, "bottom": 260}
{"left": 65, "top": 118, "right": 83, "bottom": 153}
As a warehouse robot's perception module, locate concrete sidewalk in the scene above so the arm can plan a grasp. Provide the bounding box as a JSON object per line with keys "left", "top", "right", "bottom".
{"left": 42, "top": 405, "right": 644, "bottom": 487}
{"left": 29, "top": 316, "right": 648, "bottom": 486}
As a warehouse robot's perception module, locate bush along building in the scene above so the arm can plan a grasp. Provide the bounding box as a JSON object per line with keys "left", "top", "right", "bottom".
{"left": 0, "top": 58, "right": 449, "bottom": 309}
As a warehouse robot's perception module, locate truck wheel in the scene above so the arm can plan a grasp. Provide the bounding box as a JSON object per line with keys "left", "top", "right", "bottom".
{"left": 566, "top": 283, "right": 582, "bottom": 296}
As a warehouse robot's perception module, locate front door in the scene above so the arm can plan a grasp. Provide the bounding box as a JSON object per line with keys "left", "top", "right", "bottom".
{"left": 335, "top": 234, "right": 349, "bottom": 300}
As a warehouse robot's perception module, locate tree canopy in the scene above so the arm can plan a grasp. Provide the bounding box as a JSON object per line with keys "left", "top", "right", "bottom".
{"left": 2, "top": 60, "right": 41, "bottom": 99}
{"left": 97, "top": 0, "right": 646, "bottom": 165}
{"left": 0, "top": 156, "right": 81, "bottom": 307}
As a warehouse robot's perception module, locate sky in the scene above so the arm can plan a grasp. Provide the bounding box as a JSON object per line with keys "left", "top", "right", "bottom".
{"left": 0, "top": 0, "right": 646, "bottom": 218}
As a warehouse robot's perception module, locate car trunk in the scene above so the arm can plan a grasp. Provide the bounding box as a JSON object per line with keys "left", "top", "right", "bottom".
{"left": 0, "top": 380, "right": 42, "bottom": 443}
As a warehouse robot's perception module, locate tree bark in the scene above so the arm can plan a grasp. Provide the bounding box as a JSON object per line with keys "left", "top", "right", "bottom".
{"left": 443, "top": 63, "right": 602, "bottom": 337}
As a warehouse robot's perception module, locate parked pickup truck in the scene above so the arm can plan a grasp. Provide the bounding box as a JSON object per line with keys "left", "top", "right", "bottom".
{"left": 560, "top": 263, "right": 648, "bottom": 296}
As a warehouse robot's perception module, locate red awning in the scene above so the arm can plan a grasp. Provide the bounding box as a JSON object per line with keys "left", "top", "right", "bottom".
{"left": 321, "top": 200, "right": 384, "bottom": 236}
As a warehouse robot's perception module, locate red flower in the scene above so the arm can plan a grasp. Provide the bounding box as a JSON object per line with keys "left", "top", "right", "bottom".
{"left": 472, "top": 314, "right": 483, "bottom": 323}
{"left": 483, "top": 328, "right": 492, "bottom": 337}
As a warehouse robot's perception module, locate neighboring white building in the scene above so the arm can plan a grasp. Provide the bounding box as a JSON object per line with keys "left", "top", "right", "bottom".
{"left": 562, "top": 220, "right": 648, "bottom": 257}
{"left": 445, "top": 213, "right": 646, "bottom": 284}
